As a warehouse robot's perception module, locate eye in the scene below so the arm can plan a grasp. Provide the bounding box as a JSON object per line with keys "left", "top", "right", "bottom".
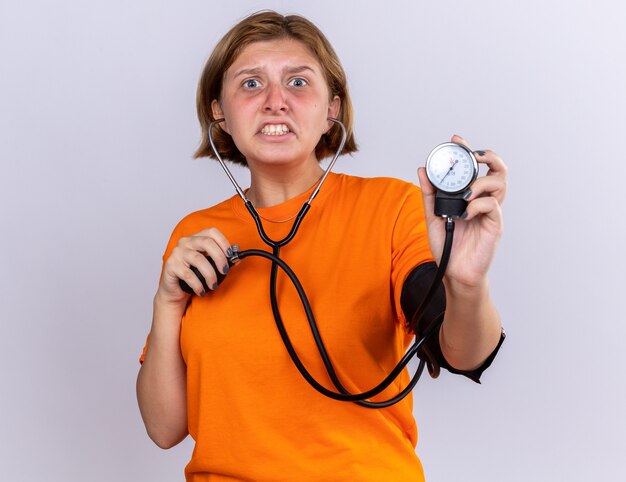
{"left": 242, "top": 79, "right": 260, "bottom": 89}
{"left": 288, "top": 77, "right": 308, "bottom": 87}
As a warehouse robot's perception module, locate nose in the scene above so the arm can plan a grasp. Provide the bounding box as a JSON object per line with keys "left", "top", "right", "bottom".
{"left": 263, "top": 83, "right": 288, "bottom": 113}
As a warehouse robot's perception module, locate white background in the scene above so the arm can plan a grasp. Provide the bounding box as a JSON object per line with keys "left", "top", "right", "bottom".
{"left": 1, "top": 1, "right": 625, "bottom": 481}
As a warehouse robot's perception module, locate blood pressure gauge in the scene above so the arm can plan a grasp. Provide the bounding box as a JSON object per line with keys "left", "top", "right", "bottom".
{"left": 425, "top": 142, "right": 479, "bottom": 218}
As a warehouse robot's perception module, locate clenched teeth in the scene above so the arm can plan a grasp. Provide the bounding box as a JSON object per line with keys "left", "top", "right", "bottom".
{"left": 261, "top": 124, "right": 290, "bottom": 135}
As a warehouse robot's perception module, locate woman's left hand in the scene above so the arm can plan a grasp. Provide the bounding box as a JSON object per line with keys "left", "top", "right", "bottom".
{"left": 417, "top": 135, "right": 507, "bottom": 289}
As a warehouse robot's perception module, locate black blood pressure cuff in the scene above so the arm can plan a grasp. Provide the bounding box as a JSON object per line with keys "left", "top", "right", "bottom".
{"left": 400, "top": 262, "right": 506, "bottom": 384}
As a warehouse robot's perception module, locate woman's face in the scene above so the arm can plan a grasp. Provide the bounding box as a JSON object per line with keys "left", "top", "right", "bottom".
{"left": 212, "top": 38, "right": 340, "bottom": 170}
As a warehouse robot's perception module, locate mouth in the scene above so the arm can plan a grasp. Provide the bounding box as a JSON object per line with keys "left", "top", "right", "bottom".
{"left": 259, "top": 123, "right": 291, "bottom": 136}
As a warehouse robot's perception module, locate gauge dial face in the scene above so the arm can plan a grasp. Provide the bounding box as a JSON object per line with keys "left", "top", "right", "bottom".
{"left": 425, "top": 142, "right": 478, "bottom": 194}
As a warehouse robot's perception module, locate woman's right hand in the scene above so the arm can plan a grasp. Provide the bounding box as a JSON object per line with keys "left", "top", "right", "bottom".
{"left": 139, "top": 230, "right": 229, "bottom": 448}
{"left": 156, "top": 227, "right": 233, "bottom": 306}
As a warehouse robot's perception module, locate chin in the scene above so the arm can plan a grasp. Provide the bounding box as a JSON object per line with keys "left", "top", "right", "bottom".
{"left": 246, "top": 148, "right": 315, "bottom": 167}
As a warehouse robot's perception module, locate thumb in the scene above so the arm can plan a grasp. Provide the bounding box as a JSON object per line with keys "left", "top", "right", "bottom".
{"left": 417, "top": 167, "right": 436, "bottom": 218}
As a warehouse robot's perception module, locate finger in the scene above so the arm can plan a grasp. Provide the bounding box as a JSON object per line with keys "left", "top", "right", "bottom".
{"left": 169, "top": 261, "right": 207, "bottom": 296}
{"left": 190, "top": 237, "right": 230, "bottom": 276}
{"left": 417, "top": 166, "right": 435, "bottom": 195}
{"left": 467, "top": 175, "right": 507, "bottom": 204}
{"left": 166, "top": 244, "right": 214, "bottom": 295}
{"left": 473, "top": 149, "right": 508, "bottom": 177}
{"left": 463, "top": 196, "right": 503, "bottom": 231}
{"left": 193, "top": 227, "right": 233, "bottom": 260}
{"left": 184, "top": 250, "right": 221, "bottom": 291}
{"left": 451, "top": 134, "right": 472, "bottom": 151}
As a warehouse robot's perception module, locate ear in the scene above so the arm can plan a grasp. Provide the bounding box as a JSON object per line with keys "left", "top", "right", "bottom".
{"left": 211, "top": 99, "right": 229, "bottom": 133}
{"left": 325, "top": 95, "right": 341, "bottom": 132}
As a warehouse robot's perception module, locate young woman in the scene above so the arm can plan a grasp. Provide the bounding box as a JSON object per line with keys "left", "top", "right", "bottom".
{"left": 137, "top": 10, "right": 507, "bottom": 481}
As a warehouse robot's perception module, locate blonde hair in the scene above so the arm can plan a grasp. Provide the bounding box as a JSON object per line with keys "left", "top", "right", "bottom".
{"left": 193, "top": 10, "right": 357, "bottom": 166}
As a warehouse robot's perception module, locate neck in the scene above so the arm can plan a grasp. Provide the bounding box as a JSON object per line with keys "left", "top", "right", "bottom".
{"left": 247, "top": 161, "right": 325, "bottom": 208}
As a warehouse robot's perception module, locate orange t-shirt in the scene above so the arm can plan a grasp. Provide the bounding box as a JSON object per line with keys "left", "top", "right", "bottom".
{"left": 141, "top": 173, "right": 434, "bottom": 481}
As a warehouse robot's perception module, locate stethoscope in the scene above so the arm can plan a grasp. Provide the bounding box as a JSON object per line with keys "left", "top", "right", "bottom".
{"left": 180, "top": 117, "right": 466, "bottom": 408}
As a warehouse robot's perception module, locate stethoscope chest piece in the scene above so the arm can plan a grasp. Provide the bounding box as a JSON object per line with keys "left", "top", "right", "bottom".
{"left": 425, "top": 142, "right": 478, "bottom": 218}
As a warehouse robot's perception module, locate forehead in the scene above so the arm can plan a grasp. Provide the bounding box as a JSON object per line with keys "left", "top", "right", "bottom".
{"left": 226, "top": 38, "right": 324, "bottom": 78}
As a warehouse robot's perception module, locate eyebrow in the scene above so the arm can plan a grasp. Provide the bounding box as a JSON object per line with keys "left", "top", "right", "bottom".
{"left": 232, "top": 65, "right": 316, "bottom": 79}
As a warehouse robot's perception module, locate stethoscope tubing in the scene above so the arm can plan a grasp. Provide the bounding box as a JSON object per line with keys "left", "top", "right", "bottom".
{"left": 235, "top": 247, "right": 428, "bottom": 402}
{"left": 231, "top": 218, "right": 454, "bottom": 407}
{"left": 209, "top": 117, "right": 454, "bottom": 407}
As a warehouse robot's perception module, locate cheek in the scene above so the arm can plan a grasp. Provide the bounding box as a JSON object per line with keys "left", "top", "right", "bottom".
{"left": 221, "top": 100, "right": 253, "bottom": 135}
{"left": 306, "top": 101, "right": 329, "bottom": 129}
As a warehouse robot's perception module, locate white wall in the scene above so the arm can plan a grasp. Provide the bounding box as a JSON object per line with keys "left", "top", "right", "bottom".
{"left": 1, "top": 1, "right": 624, "bottom": 480}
